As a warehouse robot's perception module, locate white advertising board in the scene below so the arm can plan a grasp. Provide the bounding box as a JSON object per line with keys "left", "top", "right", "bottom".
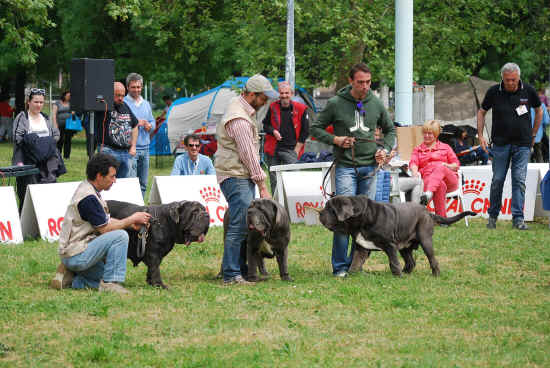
{"left": 20, "top": 178, "right": 143, "bottom": 242}
{"left": 281, "top": 171, "right": 332, "bottom": 225}
{"left": 426, "top": 166, "right": 539, "bottom": 221}
{"left": 0, "top": 186, "right": 24, "bottom": 244}
{"left": 149, "top": 175, "right": 228, "bottom": 226}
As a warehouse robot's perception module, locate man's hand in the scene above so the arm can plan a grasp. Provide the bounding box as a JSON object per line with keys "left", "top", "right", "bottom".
{"left": 259, "top": 186, "right": 271, "bottom": 199}
{"left": 129, "top": 146, "right": 137, "bottom": 156}
{"left": 273, "top": 130, "right": 282, "bottom": 141}
{"left": 139, "top": 119, "right": 152, "bottom": 132}
{"left": 375, "top": 149, "right": 387, "bottom": 165}
{"left": 478, "top": 136, "right": 489, "bottom": 153}
{"left": 128, "top": 211, "right": 151, "bottom": 230}
{"left": 334, "top": 136, "right": 355, "bottom": 148}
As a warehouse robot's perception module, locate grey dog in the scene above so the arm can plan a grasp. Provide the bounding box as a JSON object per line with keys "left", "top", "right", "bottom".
{"left": 221, "top": 199, "right": 292, "bottom": 282}
{"left": 318, "top": 195, "right": 476, "bottom": 277}
{"left": 107, "top": 200, "right": 210, "bottom": 288}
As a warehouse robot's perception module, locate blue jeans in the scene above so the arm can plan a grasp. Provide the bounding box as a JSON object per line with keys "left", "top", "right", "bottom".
{"left": 488, "top": 144, "right": 530, "bottom": 220}
{"left": 332, "top": 165, "right": 376, "bottom": 274}
{"left": 62, "top": 230, "right": 129, "bottom": 289}
{"left": 220, "top": 177, "right": 255, "bottom": 280}
{"left": 129, "top": 147, "right": 150, "bottom": 196}
{"left": 100, "top": 146, "right": 131, "bottom": 178}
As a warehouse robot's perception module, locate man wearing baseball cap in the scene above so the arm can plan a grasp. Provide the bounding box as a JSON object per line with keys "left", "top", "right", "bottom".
{"left": 215, "top": 74, "right": 277, "bottom": 285}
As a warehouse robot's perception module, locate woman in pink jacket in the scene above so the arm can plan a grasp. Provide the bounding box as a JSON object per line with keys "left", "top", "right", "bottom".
{"left": 409, "top": 120, "right": 460, "bottom": 217}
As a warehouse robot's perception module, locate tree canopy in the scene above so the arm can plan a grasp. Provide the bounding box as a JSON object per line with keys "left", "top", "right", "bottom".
{"left": 1, "top": 0, "right": 548, "bottom": 99}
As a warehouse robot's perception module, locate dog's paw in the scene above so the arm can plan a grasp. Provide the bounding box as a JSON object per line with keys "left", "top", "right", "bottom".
{"left": 281, "top": 275, "right": 293, "bottom": 282}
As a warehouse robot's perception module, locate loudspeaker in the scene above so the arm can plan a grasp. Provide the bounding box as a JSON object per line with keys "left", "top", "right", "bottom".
{"left": 70, "top": 58, "right": 114, "bottom": 111}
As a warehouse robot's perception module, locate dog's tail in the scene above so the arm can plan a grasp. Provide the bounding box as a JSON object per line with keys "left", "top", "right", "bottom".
{"left": 430, "top": 211, "right": 477, "bottom": 225}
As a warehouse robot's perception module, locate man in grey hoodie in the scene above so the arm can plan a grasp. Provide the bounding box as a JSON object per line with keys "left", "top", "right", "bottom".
{"left": 311, "top": 63, "right": 396, "bottom": 278}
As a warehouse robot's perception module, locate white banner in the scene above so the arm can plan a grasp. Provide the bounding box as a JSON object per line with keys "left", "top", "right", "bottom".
{"left": 281, "top": 171, "right": 332, "bottom": 225}
{"left": 0, "top": 186, "right": 24, "bottom": 244}
{"left": 20, "top": 178, "right": 143, "bottom": 242}
{"left": 149, "top": 175, "right": 228, "bottom": 226}
{"left": 426, "top": 166, "right": 539, "bottom": 220}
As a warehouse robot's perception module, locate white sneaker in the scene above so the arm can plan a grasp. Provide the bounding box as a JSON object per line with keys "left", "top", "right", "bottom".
{"left": 334, "top": 270, "right": 348, "bottom": 278}
{"left": 99, "top": 280, "right": 129, "bottom": 294}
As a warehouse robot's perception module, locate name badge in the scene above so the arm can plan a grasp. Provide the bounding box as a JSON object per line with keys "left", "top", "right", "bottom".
{"left": 516, "top": 105, "right": 528, "bottom": 116}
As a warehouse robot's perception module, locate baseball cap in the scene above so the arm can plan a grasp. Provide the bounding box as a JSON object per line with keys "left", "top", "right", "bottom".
{"left": 245, "top": 74, "right": 279, "bottom": 99}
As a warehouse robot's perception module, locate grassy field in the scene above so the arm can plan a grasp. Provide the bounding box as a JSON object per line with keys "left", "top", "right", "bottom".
{"left": 1, "top": 138, "right": 549, "bottom": 367}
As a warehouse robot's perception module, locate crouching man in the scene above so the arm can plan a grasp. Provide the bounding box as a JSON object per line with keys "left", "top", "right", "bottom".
{"left": 51, "top": 153, "right": 151, "bottom": 293}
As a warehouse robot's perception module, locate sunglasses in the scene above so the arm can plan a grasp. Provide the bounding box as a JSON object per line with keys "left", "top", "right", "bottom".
{"left": 29, "top": 88, "right": 46, "bottom": 96}
{"left": 187, "top": 143, "right": 200, "bottom": 148}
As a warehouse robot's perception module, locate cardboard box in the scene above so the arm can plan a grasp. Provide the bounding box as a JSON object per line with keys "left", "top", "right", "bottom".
{"left": 396, "top": 126, "right": 424, "bottom": 161}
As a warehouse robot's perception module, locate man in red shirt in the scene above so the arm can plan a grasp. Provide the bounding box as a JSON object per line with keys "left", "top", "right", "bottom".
{"left": 263, "top": 81, "right": 309, "bottom": 195}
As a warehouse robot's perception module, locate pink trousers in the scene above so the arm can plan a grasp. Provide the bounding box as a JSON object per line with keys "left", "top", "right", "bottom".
{"left": 422, "top": 165, "right": 458, "bottom": 217}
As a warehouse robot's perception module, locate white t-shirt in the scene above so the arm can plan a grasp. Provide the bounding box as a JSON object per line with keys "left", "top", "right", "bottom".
{"left": 28, "top": 113, "right": 49, "bottom": 137}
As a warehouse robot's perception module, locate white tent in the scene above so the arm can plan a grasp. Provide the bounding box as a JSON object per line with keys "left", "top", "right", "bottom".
{"left": 166, "top": 77, "right": 317, "bottom": 152}
{"left": 166, "top": 78, "right": 270, "bottom": 152}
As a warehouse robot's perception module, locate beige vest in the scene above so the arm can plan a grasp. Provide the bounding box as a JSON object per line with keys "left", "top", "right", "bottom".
{"left": 58, "top": 181, "right": 109, "bottom": 258}
{"left": 215, "top": 97, "right": 260, "bottom": 178}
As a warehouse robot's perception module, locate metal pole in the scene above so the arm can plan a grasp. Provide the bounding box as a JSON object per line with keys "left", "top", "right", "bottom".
{"left": 285, "top": 0, "right": 295, "bottom": 89}
{"left": 395, "top": 0, "right": 413, "bottom": 125}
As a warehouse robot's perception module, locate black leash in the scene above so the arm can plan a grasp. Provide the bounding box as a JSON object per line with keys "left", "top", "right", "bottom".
{"left": 135, "top": 207, "right": 161, "bottom": 258}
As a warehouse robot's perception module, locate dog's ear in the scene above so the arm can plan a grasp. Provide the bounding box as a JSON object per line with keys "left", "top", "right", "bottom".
{"left": 335, "top": 197, "right": 355, "bottom": 222}
{"left": 169, "top": 201, "right": 184, "bottom": 223}
{"left": 272, "top": 200, "right": 284, "bottom": 227}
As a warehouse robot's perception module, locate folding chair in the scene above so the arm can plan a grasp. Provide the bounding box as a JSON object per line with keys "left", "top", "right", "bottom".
{"left": 446, "top": 169, "right": 469, "bottom": 226}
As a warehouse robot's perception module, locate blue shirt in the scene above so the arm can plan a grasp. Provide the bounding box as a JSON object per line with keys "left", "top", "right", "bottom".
{"left": 531, "top": 104, "right": 550, "bottom": 143}
{"left": 123, "top": 95, "right": 155, "bottom": 149}
{"left": 171, "top": 152, "right": 216, "bottom": 176}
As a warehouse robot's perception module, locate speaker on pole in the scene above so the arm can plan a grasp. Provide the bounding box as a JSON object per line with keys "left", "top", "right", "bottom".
{"left": 70, "top": 58, "right": 114, "bottom": 112}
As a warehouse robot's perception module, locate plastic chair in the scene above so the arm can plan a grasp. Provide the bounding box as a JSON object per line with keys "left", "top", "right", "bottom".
{"left": 446, "top": 169, "right": 469, "bottom": 226}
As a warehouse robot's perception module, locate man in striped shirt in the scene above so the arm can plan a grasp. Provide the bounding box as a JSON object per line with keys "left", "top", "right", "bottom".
{"left": 215, "top": 74, "right": 278, "bottom": 285}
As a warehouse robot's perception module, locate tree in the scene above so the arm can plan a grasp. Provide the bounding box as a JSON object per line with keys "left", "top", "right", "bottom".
{"left": 0, "top": 0, "right": 55, "bottom": 111}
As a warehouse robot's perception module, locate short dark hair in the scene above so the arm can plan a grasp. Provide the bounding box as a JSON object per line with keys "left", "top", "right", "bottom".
{"left": 162, "top": 95, "right": 171, "bottom": 101}
{"left": 349, "top": 63, "right": 371, "bottom": 80}
{"left": 184, "top": 134, "right": 201, "bottom": 146}
{"left": 86, "top": 153, "right": 120, "bottom": 181}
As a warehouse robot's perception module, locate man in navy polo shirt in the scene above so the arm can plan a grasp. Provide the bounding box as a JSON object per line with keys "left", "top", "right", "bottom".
{"left": 477, "top": 62, "right": 543, "bottom": 230}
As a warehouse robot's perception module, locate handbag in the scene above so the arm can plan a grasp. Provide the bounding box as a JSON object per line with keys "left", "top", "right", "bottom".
{"left": 65, "top": 112, "right": 82, "bottom": 131}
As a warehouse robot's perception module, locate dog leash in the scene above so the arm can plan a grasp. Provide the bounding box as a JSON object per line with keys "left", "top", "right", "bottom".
{"left": 136, "top": 207, "right": 161, "bottom": 258}
{"left": 322, "top": 137, "right": 384, "bottom": 198}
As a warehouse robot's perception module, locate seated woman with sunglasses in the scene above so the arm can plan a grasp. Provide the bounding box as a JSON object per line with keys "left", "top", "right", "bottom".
{"left": 409, "top": 120, "right": 460, "bottom": 218}
{"left": 12, "top": 88, "right": 64, "bottom": 206}
{"left": 171, "top": 134, "right": 215, "bottom": 176}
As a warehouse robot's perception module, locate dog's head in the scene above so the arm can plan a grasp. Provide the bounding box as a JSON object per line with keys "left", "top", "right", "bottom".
{"left": 246, "top": 199, "right": 285, "bottom": 237}
{"left": 168, "top": 201, "right": 210, "bottom": 245}
{"left": 319, "top": 195, "right": 366, "bottom": 234}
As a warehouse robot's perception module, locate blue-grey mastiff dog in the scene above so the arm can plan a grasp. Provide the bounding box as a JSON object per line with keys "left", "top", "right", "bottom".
{"left": 317, "top": 195, "right": 475, "bottom": 277}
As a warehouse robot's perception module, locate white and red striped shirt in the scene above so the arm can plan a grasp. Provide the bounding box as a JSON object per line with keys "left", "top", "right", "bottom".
{"left": 217, "top": 96, "right": 266, "bottom": 185}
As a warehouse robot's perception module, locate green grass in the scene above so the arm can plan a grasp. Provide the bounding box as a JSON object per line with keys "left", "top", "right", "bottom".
{"left": 1, "top": 138, "right": 550, "bottom": 367}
